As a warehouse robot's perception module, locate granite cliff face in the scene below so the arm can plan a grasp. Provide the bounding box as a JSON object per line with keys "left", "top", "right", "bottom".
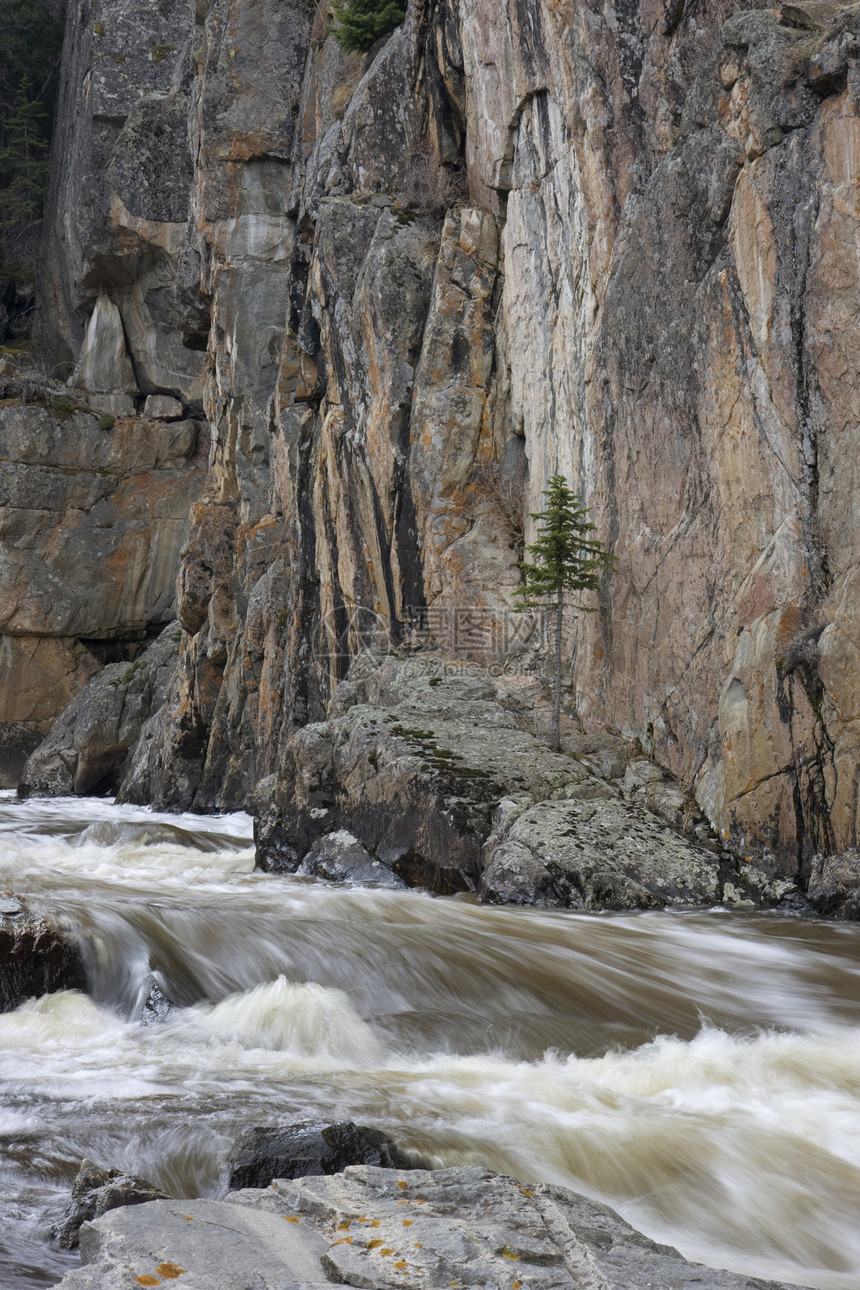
{"left": 15, "top": 0, "right": 860, "bottom": 883}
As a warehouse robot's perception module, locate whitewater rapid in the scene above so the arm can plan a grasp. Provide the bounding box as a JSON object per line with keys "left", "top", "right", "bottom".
{"left": 1, "top": 792, "right": 859, "bottom": 1289}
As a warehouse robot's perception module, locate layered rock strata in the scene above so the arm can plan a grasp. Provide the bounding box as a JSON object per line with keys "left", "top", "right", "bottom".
{"left": 25, "top": 0, "right": 860, "bottom": 888}
{"left": 55, "top": 1165, "right": 808, "bottom": 1290}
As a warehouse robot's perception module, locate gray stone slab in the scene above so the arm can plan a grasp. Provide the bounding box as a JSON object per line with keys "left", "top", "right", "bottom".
{"left": 58, "top": 1196, "right": 339, "bottom": 1289}
{"left": 54, "top": 1167, "right": 811, "bottom": 1290}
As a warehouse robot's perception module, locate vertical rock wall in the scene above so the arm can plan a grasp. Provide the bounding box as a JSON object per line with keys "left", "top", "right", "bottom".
{"left": 102, "top": 0, "right": 522, "bottom": 812}
{"left": 0, "top": 403, "right": 206, "bottom": 785}
{"left": 476, "top": 0, "right": 860, "bottom": 876}
{"left": 34, "top": 0, "right": 860, "bottom": 876}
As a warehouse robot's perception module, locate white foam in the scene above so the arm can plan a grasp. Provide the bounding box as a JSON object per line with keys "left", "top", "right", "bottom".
{"left": 175, "top": 975, "right": 383, "bottom": 1067}
{"left": 2, "top": 797, "right": 860, "bottom": 1289}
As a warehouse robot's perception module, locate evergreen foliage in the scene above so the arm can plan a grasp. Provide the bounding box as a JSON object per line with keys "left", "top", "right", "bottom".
{"left": 330, "top": 0, "right": 406, "bottom": 54}
{"left": 0, "top": 73, "right": 50, "bottom": 235}
{"left": 515, "top": 474, "right": 615, "bottom": 749}
{"left": 0, "top": 0, "right": 64, "bottom": 243}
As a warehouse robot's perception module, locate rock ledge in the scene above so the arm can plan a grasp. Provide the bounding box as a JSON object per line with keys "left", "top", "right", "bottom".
{"left": 55, "top": 1165, "right": 809, "bottom": 1289}
{"left": 255, "top": 654, "right": 802, "bottom": 913}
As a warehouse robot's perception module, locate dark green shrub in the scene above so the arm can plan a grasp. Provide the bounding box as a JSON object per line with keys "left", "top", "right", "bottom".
{"left": 330, "top": 0, "right": 406, "bottom": 54}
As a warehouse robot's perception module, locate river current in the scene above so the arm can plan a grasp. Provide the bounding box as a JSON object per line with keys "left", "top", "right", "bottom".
{"left": 1, "top": 791, "right": 859, "bottom": 1289}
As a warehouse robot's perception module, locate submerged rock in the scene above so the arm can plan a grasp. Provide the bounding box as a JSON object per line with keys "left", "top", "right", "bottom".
{"left": 226, "top": 1121, "right": 419, "bottom": 1191}
{"left": 139, "top": 975, "right": 174, "bottom": 1025}
{"left": 298, "top": 831, "right": 407, "bottom": 889}
{"left": 0, "top": 901, "right": 85, "bottom": 1013}
{"left": 53, "top": 1158, "right": 168, "bottom": 1250}
{"left": 54, "top": 1165, "right": 809, "bottom": 1289}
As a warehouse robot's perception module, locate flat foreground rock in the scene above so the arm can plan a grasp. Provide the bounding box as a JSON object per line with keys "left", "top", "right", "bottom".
{"left": 55, "top": 1165, "right": 808, "bottom": 1289}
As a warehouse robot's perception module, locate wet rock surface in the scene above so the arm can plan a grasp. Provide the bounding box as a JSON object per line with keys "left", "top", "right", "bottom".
{"left": 808, "top": 849, "right": 860, "bottom": 919}
{"left": 139, "top": 975, "right": 174, "bottom": 1025}
{"left": 297, "top": 831, "right": 408, "bottom": 889}
{"left": 256, "top": 654, "right": 798, "bottom": 911}
{"left": 54, "top": 1165, "right": 809, "bottom": 1289}
{"left": 0, "top": 900, "right": 86, "bottom": 1013}
{"left": 53, "top": 1158, "right": 168, "bottom": 1251}
{"left": 226, "top": 1121, "right": 419, "bottom": 1191}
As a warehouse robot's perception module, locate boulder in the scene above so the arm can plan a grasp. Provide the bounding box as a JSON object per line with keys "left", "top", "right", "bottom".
{"left": 76, "top": 295, "right": 139, "bottom": 395}
{"left": 19, "top": 623, "right": 182, "bottom": 798}
{"left": 808, "top": 850, "right": 860, "bottom": 919}
{"left": 479, "top": 795, "right": 728, "bottom": 910}
{"left": 298, "top": 831, "right": 407, "bottom": 888}
{"left": 0, "top": 900, "right": 86, "bottom": 1013}
{"left": 255, "top": 655, "right": 606, "bottom": 894}
{"left": 53, "top": 1159, "right": 168, "bottom": 1250}
{"left": 53, "top": 1165, "right": 809, "bottom": 1289}
{"left": 143, "top": 394, "right": 184, "bottom": 420}
{"left": 226, "top": 1121, "right": 419, "bottom": 1191}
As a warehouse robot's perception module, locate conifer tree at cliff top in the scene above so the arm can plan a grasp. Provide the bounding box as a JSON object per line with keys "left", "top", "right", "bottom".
{"left": 330, "top": 0, "right": 406, "bottom": 53}
{"left": 515, "top": 475, "right": 615, "bottom": 751}
{"left": 0, "top": 73, "right": 50, "bottom": 237}
{"left": 0, "top": 0, "right": 64, "bottom": 303}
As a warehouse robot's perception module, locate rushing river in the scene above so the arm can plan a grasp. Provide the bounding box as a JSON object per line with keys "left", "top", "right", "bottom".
{"left": 1, "top": 792, "right": 860, "bottom": 1290}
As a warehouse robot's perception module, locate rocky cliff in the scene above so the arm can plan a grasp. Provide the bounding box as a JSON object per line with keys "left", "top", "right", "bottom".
{"left": 0, "top": 392, "right": 205, "bottom": 785}
{"left": 12, "top": 0, "right": 860, "bottom": 882}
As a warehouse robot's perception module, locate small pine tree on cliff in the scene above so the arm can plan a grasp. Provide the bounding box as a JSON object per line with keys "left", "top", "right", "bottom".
{"left": 330, "top": 0, "right": 406, "bottom": 53}
{"left": 515, "top": 475, "right": 615, "bottom": 751}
